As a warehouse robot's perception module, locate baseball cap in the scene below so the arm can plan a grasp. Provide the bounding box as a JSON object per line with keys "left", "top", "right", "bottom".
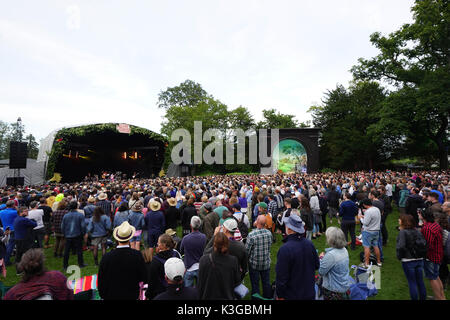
{"left": 258, "top": 202, "right": 267, "bottom": 209}
{"left": 164, "top": 258, "right": 186, "bottom": 281}
{"left": 223, "top": 218, "right": 238, "bottom": 233}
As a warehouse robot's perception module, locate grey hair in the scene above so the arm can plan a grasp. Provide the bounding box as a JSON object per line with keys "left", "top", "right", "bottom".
{"left": 190, "top": 216, "right": 202, "bottom": 230}
{"left": 325, "top": 227, "right": 347, "bottom": 249}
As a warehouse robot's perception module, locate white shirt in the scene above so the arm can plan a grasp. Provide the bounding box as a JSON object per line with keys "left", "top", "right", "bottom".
{"left": 385, "top": 184, "right": 393, "bottom": 197}
{"left": 28, "top": 209, "right": 44, "bottom": 230}
{"left": 233, "top": 212, "right": 250, "bottom": 229}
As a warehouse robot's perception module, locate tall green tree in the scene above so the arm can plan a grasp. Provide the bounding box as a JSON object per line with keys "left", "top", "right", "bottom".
{"left": 256, "top": 108, "right": 299, "bottom": 129}
{"left": 26, "top": 134, "right": 39, "bottom": 159}
{"left": 351, "top": 0, "right": 449, "bottom": 169}
{"left": 309, "top": 82, "right": 387, "bottom": 170}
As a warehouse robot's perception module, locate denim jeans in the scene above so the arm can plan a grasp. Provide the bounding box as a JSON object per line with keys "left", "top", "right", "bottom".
{"left": 249, "top": 267, "right": 271, "bottom": 299}
{"left": 5, "top": 231, "right": 15, "bottom": 265}
{"left": 401, "top": 260, "right": 427, "bottom": 300}
{"left": 184, "top": 269, "right": 199, "bottom": 287}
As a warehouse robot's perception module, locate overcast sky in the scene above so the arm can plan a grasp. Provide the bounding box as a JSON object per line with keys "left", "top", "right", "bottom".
{"left": 0, "top": 0, "right": 414, "bottom": 143}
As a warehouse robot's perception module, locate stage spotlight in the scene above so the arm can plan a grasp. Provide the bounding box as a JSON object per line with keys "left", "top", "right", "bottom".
{"left": 135, "top": 152, "right": 138, "bottom": 159}
{"left": 123, "top": 152, "right": 127, "bottom": 159}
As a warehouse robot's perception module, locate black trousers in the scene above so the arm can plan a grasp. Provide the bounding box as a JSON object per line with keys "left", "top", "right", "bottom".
{"left": 340, "top": 220, "right": 356, "bottom": 250}
{"left": 63, "top": 236, "right": 84, "bottom": 268}
{"left": 15, "top": 239, "right": 32, "bottom": 265}
{"left": 320, "top": 211, "right": 327, "bottom": 233}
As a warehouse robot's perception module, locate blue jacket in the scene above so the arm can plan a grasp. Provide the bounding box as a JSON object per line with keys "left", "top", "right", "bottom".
{"left": 87, "top": 215, "right": 112, "bottom": 238}
{"left": 128, "top": 210, "right": 145, "bottom": 230}
{"left": 144, "top": 210, "right": 165, "bottom": 235}
{"left": 319, "top": 247, "right": 350, "bottom": 293}
{"left": 0, "top": 208, "right": 18, "bottom": 231}
{"left": 13, "top": 216, "right": 37, "bottom": 240}
{"left": 275, "top": 234, "right": 320, "bottom": 300}
{"left": 83, "top": 204, "right": 96, "bottom": 219}
{"left": 61, "top": 210, "right": 86, "bottom": 238}
{"left": 180, "top": 231, "right": 207, "bottom": 269}
{"left": 114, "top": 210, "right": 130, "bottom": 228}
{"left": 339, "top": 200, "right": 358, "bottom": 221}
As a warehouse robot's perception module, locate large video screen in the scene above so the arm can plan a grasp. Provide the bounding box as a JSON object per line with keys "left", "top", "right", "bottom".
{"left": 272, "top": 139, "right": 308, "bottom": 173}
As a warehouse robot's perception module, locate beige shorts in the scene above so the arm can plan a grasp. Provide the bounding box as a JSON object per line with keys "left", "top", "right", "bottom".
{"left": 91, "top": 236, "right": 107, "bottom": 246}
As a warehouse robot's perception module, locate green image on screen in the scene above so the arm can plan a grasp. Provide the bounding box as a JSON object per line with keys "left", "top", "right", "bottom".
{"left": 272, "top": 139, "right": 307, "bottom": 173}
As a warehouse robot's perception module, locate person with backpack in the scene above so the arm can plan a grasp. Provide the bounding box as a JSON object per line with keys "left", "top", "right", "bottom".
{"left": 419, "top": 209, "right": 446, "bottom": 300}
{"left": 232, "top": 204, "right": 249, "bottom": 242}
{"left": 396, "top": 214, "right": 427, "bottom": 300}
{"left": 145, "top": 234, "right": 181, "bottom": 300}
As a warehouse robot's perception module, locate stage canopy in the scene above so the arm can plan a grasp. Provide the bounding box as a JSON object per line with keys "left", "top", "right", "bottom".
{"left": 37, "top": 123, "right": 167, "bottom": 182}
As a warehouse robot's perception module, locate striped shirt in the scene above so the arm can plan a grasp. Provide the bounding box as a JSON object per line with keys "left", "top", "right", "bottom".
{"left": 268, "top": 200, "right": 278, "bottom": 218}
{"left": 96, "top": 200, "right": 112, "bottom": 217}
{"left": 245, "top": 228, "right": 272, "bottom": 270}
{"left": 421, "top": 222, "right": 443, "bottom": 264}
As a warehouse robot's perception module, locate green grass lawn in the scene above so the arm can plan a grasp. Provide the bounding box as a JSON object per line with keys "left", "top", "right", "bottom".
{"left": 2, "top": 205, "right": 449, "bottom": 300}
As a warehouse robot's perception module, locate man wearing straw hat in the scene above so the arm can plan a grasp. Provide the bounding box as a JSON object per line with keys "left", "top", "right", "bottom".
{"left": 98, "top": 221, "right": 147, "bottom": 300}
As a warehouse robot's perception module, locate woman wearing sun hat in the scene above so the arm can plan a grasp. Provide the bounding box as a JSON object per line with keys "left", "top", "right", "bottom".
{"left": 128, "top": 201, "right": 145, "bottom": 251}
{"left": 144, "top": 200, "right": 166, "bottom": 258}
{"left": 98, "top": 221, "right": 147, "bottom": 300}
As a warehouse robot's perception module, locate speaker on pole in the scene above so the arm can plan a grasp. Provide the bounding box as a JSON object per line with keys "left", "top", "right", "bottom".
{"left": 9, "top": 141, "right": 28, "bottom": 169}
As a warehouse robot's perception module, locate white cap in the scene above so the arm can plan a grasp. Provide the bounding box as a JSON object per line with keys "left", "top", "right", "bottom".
{"left": 223, "top": 218, "right": 238, "bottom": 233}
{"left": 164, "top": 258, "right": 186, "bottom": 281}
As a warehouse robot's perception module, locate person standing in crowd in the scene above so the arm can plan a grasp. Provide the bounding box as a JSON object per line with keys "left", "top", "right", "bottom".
{"left": 113, "top": 202, "right": 129, "bottom": 228}
{"left": 27, "top": 201, "right": 45, "bottom": 248}
{"left": 419, "top": 209, "right": 446, "bottom": 300}
{"left": 0, "top": 200, "right": 18, "bottom": 266}
{"left": 427, "top": 192, "right": 443, "bottom": 219}
{"left": 318, "top": 227, "right": 350, "bottom": 300}
{"left": 275, "top": 214, "right": 320, "bottom": 300}
{"left": 96, "top": 192, "right": 112, "bottom": 218}
{"left": 405, "top": 188, "right": 425, "bottom": 226}
{"left": 358, "top": 198, "right": 382, "bottom": 267}
{"left": 326, "top": 185, "right": 340, "bottom": 224}
{"left": 398, "top": 184, "right": 409, "bottom": 214}
{"left": 396, "top": 214, "right": 427, "bottom": 300}
{"left": 153, "top": 257, "right": 198, "bottom": 300}
{"left": 13, "top": 206, "right": 37, "bottom": 271}
{"left": 277, "top": 197, "right": 292, "bottom": 237}
{"left": 181, "top": 198, "right": 197, "bottom": 237}
{"left": 245, "top": 214, "right": 273, "bottom": 299}
{"left": 179, "top": 216, "right": 206, "bottom": 288}
{"left": 197, "top": 232, "right": 241, "bottom": 300}
{"left": 38, "top": 197, "right": 53, "bottom": 249}
{"left": 204, "top": 218, "right": 248, "bottom": 281}
{"left": 338, "top": 192, "right": 358, "bottom": 250}
{"left": 61, "top": 200, "right": 86, "bottom": 270}
{"left": 4, "top": 249, "right": 73, "bottom": 300}
{"left": 299, "top": 196, "right": 313, "bottom": 241}
{"left": 165, "top": 198, "right": 179, "bottom": 231}
{"left": 145, "top": 200, "right": 166, "bottom": 258}
{"left": 98, "top": 221, "right": 147, "bottom": 300}
{"left": 145, "top": 234, "right": 181, "bottom": 300}
{"left": 232, "top": 203, "right": 250, "bottom": 241}
{"left": 202, "top": 202, "right": 218, "bottom": 242}
{"left": 310, "top": 190, "right": 321, "bottom": 239}
{"left": 128, "top": 201, "right": 145, "bottom": 251}
{"left": 87, "top": 207, "right": 111, "bottom": 265}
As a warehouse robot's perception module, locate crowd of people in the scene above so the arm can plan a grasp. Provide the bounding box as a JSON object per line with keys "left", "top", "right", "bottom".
{"left": 0, "top": 170, "right": 448, "bottom": 300}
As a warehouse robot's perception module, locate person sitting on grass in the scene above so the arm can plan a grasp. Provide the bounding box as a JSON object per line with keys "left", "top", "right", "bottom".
{"left": 4, "top": 248, "right": 73, "bottom": 300}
